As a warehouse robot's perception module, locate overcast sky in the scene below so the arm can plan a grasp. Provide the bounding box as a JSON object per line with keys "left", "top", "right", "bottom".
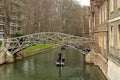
{"left": 76, "top": 0, "right": 90, "bottom": 6}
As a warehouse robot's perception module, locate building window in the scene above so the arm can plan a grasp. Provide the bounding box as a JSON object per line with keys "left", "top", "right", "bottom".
{"left": 0, "top": 34, "right": 3, "bottom": 39}
{"left": 102, "top": 7, "right": 104, "bottom": 23}
{"left": 104, "top": 33, "right": 107, "bottom": 49}
{"left": 94, "top": 14, "right": 96, "bottom": 28}
{"left": 99, "top": 9, "right": 101, "bottom": 24}
{"left": 117, "top": 0, "right": 120, "bottom": 9}
{"left": 118, "top": 25, "right": 120, "bottom": 48}
{"left": 104, "top": 6, "right": 107, "bottom": 21}
{"left": 17, "top": 27, "right": 21, "bottom": 31}
{"left": 0, "top": 25, "right": 3, "bottom": 30}
{"left": 110, "top": 0, "right": 114, "bottom": 12}
{"left": 0, "top": 7, "right": 2, "bottom": 14}
{"left": 110, "top": 26, "right": 114, "bottom": 47}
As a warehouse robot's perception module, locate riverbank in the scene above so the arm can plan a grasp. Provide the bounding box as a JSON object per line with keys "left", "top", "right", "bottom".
{"left": 16, "top": 43, "right": 60, "bottom": 59}
{"left": 0, "top": 43, "right": 60, "bottom": 65}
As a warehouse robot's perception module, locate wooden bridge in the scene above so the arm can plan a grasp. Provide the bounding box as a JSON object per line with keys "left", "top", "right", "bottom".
{"left": 1, "top": 32, "right": 95, "bottom": 56}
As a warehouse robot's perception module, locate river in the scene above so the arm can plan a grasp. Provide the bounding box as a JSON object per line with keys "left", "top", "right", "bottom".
{"left": 0, "top": 48, "right": 107, "bottom": 80}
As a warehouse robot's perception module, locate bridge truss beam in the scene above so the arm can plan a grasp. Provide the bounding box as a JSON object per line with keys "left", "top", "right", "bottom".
{"left": 1, "top": 32, "right": 95, "bottom": 55}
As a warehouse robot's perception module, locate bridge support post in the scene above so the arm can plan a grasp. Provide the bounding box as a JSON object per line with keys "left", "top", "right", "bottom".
{"left": 0, "top": 48, "right": 15, "bottom": 65}
{"left": 0, "top": 50, "right": 6, "bottom": 65}
{"left": 85, "top": 49, "right": 95, "bottom": 64}
{"left": 6, "top": 54, "right": 15, "bottom": 63}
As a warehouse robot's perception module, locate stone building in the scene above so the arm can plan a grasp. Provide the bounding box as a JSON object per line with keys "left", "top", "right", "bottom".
{"left": 0, "top": 0, "right": 24, "bottom": 39}
{"left": 89, "top": 0, "right": 108, "bottom": 77}
{"left": 108, "top": 0, "right": 120, "bottom": 80}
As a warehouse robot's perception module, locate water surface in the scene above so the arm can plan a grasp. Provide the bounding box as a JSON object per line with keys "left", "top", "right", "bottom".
{"left": 0, "top": 48, "right": 107, "bottom": 80}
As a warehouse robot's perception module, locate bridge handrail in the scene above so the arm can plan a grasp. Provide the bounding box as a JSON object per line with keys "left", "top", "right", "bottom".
{"left": 2, "top": 32, "right": 94, "bottom": 41}
{"left": 1, "top": 32, "right": 95, "bottom": 55}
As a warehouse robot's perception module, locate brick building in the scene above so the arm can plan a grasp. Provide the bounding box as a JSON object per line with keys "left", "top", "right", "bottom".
{"left": 83, "top": 6, "right": 90, "bottom": 38}
{"left": 89, "top": 0, "right": 108, "bottom": 76}
{"left": 0, "top": 0, "right": 24, "bottom": 39}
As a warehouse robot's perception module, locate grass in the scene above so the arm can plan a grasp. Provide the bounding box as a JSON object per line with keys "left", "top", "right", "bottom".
{"left": 22, "top": 43, "right": 56, "bottom": 53}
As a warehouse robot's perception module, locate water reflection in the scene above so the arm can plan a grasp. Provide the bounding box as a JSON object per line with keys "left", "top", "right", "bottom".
{"left": 0, "top": 48, "right": 107, "bottom": 80}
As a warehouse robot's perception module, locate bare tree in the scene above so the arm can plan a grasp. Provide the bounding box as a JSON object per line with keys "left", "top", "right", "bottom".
{"left": 60, "top": 0, "right": 83, "bottom": 35}
{"left": 3, "top": 0, "right": 10, "bottom": 39}
{"left": 22, "top": 0, "right": 84, "bottom": 36}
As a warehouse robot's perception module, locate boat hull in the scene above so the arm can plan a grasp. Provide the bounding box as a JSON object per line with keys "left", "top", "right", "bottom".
{"left": 56, "top": 62, "right": 64, "bottom": 67}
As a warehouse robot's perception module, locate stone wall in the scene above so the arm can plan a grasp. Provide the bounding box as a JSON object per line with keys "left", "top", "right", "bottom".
{"left": 108, "top": 58, "right": 120, "bottom": 80}
{"left": 94, "top": 53, "right": 108, "bottom": 77}
{"left": 85, "top": 49, "right": 108, "bottom": 79}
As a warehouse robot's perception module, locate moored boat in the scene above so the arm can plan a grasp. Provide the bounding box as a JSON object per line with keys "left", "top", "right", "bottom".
{"left": 56, "top": 52, "right": 65, "bottom": 67}
{"left": 56, "top": 58, "right": 65, "bottom": 66}
{"left": 56, "top": 62, "right": 64, "bottom": 66}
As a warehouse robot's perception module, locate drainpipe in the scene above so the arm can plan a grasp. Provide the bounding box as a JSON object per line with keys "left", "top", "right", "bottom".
{"left": 106, "top": 0, "right": 109, "bottom": 62}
